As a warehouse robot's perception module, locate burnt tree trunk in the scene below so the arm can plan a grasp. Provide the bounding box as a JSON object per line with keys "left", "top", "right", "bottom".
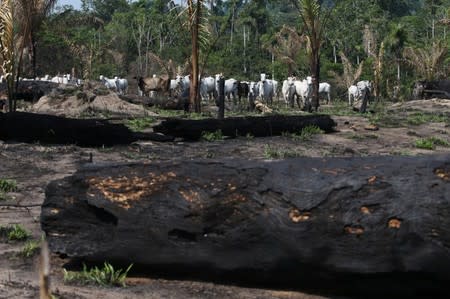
{"left": 0, "top": 112, "right": 173, "bottom": 146}
{"left": 41, "top": 155, "right": 450, "bottom": 297}
{"left": 153, "top": 114, "right": 336, "bottom": 140}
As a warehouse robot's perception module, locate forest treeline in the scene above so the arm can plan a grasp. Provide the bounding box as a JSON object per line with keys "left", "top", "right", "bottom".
{"left": 5, "top": 0, "right": 450, "bottom": 101}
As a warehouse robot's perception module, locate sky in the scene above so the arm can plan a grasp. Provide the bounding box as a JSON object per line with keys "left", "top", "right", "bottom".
{"left": 57, "top": 0, "right": 82, "bottom": 10}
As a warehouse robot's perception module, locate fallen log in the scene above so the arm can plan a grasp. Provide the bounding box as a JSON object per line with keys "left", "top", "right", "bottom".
{"left": 0, "top": 111, "right": 173, "bottom": 146}
{"left": 118, "top": 94, "right": 187, "bottom": 110}
{"left": 153, "top": 114, "right": 337, "bottom": 140}
{"left": 41, "top": 155, "right": 450, "bottom": 297}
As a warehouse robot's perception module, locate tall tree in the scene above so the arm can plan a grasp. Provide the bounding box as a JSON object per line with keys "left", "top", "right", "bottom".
{"left": 0, "top": 0, "right": 16, "bottom": 111}
{"left": 185, "top": 0, "right": 210, "bottom": 112}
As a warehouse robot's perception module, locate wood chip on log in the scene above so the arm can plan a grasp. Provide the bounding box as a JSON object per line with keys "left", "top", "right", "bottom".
{"left": 41, "top": 155, "right": 450, "bottom": 297}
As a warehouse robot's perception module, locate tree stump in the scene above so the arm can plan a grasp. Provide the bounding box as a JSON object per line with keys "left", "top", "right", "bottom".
{"left": 41, "top": 155, "right": 450, "bottom": 297}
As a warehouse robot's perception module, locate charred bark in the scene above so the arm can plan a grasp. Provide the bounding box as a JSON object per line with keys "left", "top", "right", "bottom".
{"left": 41, "top": 155, "right": 450, "bottom": 297}
{"left": 153, "top": 114, "right": 337, "bottom": 140}
{"left": 0, "top": 112, "right": 173, "bottom": 146}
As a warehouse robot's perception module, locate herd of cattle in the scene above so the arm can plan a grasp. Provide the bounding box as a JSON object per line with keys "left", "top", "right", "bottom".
{"left": 131, "top": 73, "right": 378, "bottom": 110}
{"left": 3, "top": 74, "right": 450, "bottom": 109}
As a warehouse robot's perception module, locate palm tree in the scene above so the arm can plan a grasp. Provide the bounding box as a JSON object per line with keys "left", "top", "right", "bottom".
{"left": 295, "top": 0, "right": 330, "bottom": 112}
{"left": 15, "top": 0, "right": 58, "bottom": 78}
{"left": 385, "top": 24, "right": 407, "bottom": 83}
{"left": 403, "top": 41, "right": 448, "bottom": 81}
{"left": 265, "top": 25, "right": 306, "bottom": 76}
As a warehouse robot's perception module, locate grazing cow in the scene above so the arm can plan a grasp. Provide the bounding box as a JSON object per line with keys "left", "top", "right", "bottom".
{"left": 348, "top": 85, "right": 359, "bottom": 106}
{"left": 412, "top": 79, "right": 450, "bottom": 99}
{"left": 319, "top": 82, "right": 331, "bottom": 104}
{"left": 114, "top": 77, "right": 128, "bottom": 95}
{"left": 200, "top": 76, "right": 217, "bottom": 101}
{"left": 135, "top": 75, "right": 170, "bottom": 97}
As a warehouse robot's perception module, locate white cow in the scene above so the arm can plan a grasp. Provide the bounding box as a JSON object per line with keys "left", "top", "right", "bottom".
{"left": 215, "top": 74, "right": 238, "bottom": 102}
{"left": 319, "top": 82, "right": 331, "bottom": 104}
{"left": 100, "top": 75, "right": 117, "bottom": 90}
{"left": 291, "top": 76, "right": 312, "bottom": 108}
{"left": 357, "top": 80, "right": 372, "bottom": 93}
{"left": 348, "top": 85, "right": 360, "bottom": 106}
{"left": 248, "top": 81, "right": 258, "bottom": 101}
{"left": 257, "top": 73, "right": 278, "bottom": 104}
{"left": 114, "top": 76, "right": 128, "bottom": 95}
{"left": 200, "top": 76, "right": 217, "bottom": 101}
{"left": 282, "top": 77, "right": 296, "bottom": 106}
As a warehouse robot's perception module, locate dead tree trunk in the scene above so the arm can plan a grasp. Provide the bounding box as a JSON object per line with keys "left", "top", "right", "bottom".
{"left": 41, "top": 155, "right": 450, "bottom": 297}
{"left": 153, "top": 114, "right": 336, "bottom": 140}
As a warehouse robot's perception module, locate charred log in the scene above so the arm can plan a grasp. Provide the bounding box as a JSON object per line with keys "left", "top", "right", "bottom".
{"left": 153, "top": 114, "right": 337, "bottom": 140}
{"left": 41, "top": 155, "right": 450, "bottom": 297}
{"left": 0, "top": 111, "right": 173, "bottom": 146}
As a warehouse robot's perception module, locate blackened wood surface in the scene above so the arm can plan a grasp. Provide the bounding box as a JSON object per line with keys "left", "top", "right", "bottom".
{"left": 153, "top": 114, "right": 337, "bottom": 140}
{"left": 41, "top": 155, "right": 450, "bottom": 296}
{"left": 0, "top": 112, "right": 173, "bottom": 146}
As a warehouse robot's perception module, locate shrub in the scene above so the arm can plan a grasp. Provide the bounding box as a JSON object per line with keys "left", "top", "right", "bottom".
{"left": 63, "top": 262, "right": 133, "bottom": 287}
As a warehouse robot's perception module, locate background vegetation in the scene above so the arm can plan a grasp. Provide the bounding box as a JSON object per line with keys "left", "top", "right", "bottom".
{"left": 3, "top": 0, "right": 450, "bottom": 102}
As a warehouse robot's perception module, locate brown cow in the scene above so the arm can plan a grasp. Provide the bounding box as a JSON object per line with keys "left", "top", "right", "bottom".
{"left": 135, "top": 75, "right": 171, "bottom": 97}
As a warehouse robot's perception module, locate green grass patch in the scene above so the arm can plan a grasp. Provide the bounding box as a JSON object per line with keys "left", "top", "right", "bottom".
{"left": 0, "top": 224, "right": 31, "bottom": 241}
{"left": 20, "top": 239, "right": 41, "bottom": 258}
{"left": 264, "top": 145, "right": 304, "bottom": 159}
{"left": 125, "top": 117, "right": 156, "bottom": 132}
{"left": 406, "top": 113, "right": 449, "bottom": 125}
{"left": 63, "top": 262, "right": 133, "bottom": 287}
{"left": 283, "top": 125, "right": 324, "bottom": 142}
{"left": 201, "top": 130, "right": 224, "bottom": 141}
{"left": 0, "top": 179, "right": 17, "bottom": 193}
{"left": 415, "top": 137, "right": 450, "bottom": 150}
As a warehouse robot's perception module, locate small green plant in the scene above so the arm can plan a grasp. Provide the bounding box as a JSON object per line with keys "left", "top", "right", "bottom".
{"left": 0, "top": 224, "right": 31, "bottom": 241}
{"left": 20, "top": 239, "right": 41, "bottom": 258}
{"left": 0, "top": 179, "right": 17, "bottom": 193}
{"left": 415, "top": 137, "right": 450, "bottom": 150}
{"left": 63, "top": 262, "right": 133, "bottom": 287}
{"left": 125, "top": 117, "right": 156, "bottom": 132}
{"left": 201, "top": 130, "right": 224, "bottom": 141}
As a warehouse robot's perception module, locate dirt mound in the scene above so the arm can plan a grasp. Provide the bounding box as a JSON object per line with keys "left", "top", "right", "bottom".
{"left": 29, "top": 81, "right": 155, "bottom": 118}
{"left": 389, "top": 98, "right": 450, "bottom": 114}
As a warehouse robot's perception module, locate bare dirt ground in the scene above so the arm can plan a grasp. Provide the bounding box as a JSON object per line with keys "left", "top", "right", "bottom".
{"left": 0, "top": 97, "right": 449, "bottom": 299}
